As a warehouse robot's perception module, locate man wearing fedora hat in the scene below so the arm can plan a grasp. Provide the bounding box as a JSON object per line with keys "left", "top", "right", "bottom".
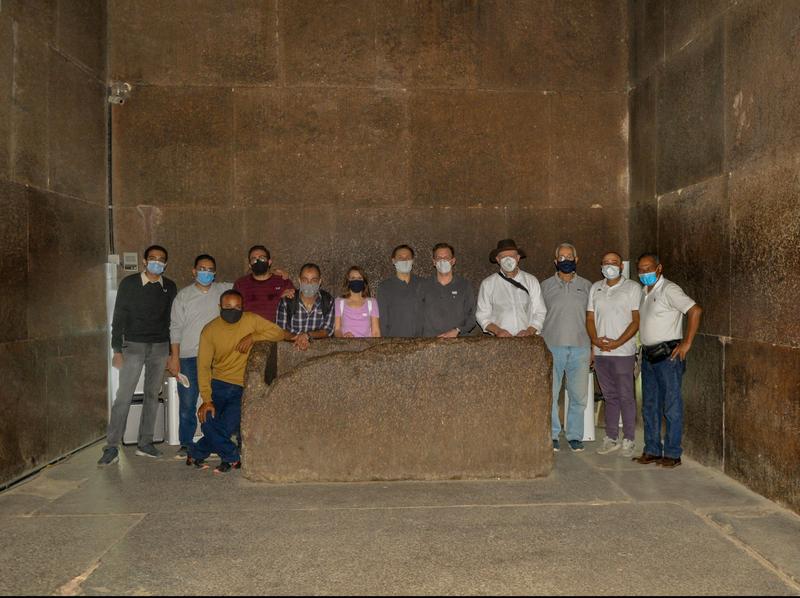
{"left": 476, "top": 239, "right": 547, "bottom": 341}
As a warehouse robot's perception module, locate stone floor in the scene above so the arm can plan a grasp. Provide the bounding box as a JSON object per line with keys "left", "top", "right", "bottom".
{"left": 1, "top": 439, "right": 799, "bottom": 596}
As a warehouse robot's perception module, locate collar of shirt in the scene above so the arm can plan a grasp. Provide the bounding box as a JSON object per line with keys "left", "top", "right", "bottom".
{"left": 298, "top": 294, "right": 322, "bottom": 312}
{"left": 140, "top": 271, "right": 164, "bottom": 287}
{"left": 602, "top": 276, "right": 628, "bottom": 292}
{"left": 643, "top": 275, "right": 666, "bottom": 296}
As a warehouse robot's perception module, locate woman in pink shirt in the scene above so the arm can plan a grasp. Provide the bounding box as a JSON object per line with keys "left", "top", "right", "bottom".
{"left": 334, "top": 266, "right": 381, "bottom": 338}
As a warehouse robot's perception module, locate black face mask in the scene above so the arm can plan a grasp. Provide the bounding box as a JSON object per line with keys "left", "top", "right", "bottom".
{"left": 556, "top": 259, "right": 577, "bottom": 274}
{"left": 251, "top": 260, "right": 269, "bottom": 275}
{"left": 221, "top": 308, "right": 243, "bottom": 324}
{"left": 348, "top": 280, "right": 366, "bottom": 293}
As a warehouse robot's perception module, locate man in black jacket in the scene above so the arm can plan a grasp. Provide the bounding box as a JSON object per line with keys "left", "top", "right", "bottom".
{"left": 98, "top": 245, "right": 178, "bottom": 466}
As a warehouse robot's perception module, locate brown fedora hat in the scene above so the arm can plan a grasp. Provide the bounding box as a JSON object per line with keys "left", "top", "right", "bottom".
{"left": 489, "top": 239, "right": 527, "bottom": 264}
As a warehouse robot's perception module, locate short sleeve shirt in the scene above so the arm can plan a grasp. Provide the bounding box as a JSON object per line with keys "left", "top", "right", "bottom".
{"left": 336, "top": 297, "right": 379, "bottom": 338}
{"left": 587, "top": 277, "right": 641, "bottom": 356}
{"left": 540, "top": 274, "right": 592, "bottom": 348}
{"left": 639, "top": 276, "right": 696, "bottom": 346}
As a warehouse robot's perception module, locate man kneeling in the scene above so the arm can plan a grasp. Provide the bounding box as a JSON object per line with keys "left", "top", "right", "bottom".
{"left": 188, "top": 289, "right": 308, "bottom": 473}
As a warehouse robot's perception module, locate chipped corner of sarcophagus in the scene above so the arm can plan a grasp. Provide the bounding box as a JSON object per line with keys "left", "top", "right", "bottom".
{"left": 241, "top": 337, "right": 553, "bottom": 483}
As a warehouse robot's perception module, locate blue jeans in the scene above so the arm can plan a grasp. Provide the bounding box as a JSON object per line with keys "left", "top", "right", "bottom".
{"left": 550, "top": 345, "right": 591, "bottom": 441}
{"left": 189, "top": 379, "right": 242, "bottom": 464}
{"left": 642, "top": 357, "right": 686, "bottom": 459}
{"left": 177, "top": 357, "right": 200, "bottom": 448}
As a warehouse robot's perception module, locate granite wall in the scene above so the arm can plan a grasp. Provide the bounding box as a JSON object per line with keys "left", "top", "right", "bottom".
{"left": 0, "top": 1, "right": 108, "bottom": 484}
{"left": 630, "top": 0, "right": 800, "bottom": 512}
{"left": 107, "top": 0, "right": 630, "bottom": 291}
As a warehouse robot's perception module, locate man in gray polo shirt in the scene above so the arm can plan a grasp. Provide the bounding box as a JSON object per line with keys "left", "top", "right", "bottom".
{"left": 167, "top": 254, "right": 233, "bottom": 458}
{"left": 419, "top": 242, "right": 476, "bottom": 337}
{"left": 541, "top": 242, "right": 593, "bottom": 452}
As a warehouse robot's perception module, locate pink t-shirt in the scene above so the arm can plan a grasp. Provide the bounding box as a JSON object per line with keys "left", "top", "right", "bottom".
{"left": 335, "top": 297, "right": 379, "bottom": 338}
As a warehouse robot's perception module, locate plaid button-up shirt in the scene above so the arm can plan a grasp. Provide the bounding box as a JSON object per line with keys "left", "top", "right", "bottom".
{"left": 276, "top": 294, "right": 335, "bottom": 336}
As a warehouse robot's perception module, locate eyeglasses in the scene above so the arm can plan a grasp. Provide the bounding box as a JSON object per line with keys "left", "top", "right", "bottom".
{"left": 557, "top": 255, "right": 575, "bottom": 262}
{"left": 249, "top": 256, "right": 268, "bottom": 264}
{"left": 147, "top": 258, "right": 167, "bottom": 264}
{"left": 197, "top": 267, "right": 216, "bottom": 273}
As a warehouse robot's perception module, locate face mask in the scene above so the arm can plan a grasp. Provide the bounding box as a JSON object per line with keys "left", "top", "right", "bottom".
{"left": 499, "top": 256, "right": 517, "bottom": 273}
{"left": 556, "top": 259, "right": 577, "bottom": 274}
{"left": 196, "top": 271, "right": 215, "bottom": 286}
{"left": 300, "top": 283, "right": 320, "bottom": 297}
{"left": 348, "top": 280, "right": 366, "bottom": 293}
{"left": 146, "top": 260, "right": 165, "bottom": 276}
{"left": 435, "top": 260, "right": 452, "bottom": 274}
{"left": 220, "top": 308, "right": 243, "bottom": 324}
{"left": 639, "top": 272, "right": 658, "bottom": 286}
{"left": 394, "top": 260, "right": 413, "bottom": 274}
{"left": 251, "top": 260, "right": 269, "bottom": 275}
{"left": 602, "top": 265, "right": 620, "bottom": 280}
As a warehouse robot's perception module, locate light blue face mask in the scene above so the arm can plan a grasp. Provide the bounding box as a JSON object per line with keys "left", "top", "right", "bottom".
{"left": 147, "top": 260, "right": 165, "bottom": 276}
{"left": 639, "top": 271, "right": 658, "bottom": 286}
{"left": 196, "top": 271, "right": 215, "bottom": 286}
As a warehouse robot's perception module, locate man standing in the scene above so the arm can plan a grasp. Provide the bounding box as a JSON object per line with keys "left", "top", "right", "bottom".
{"left": 419, "top": 243, "right": 476, "bottom": 338}
{"left": 167, "top": 254, "right": 233, "bottom": 459}
{"left": 99, "top": 245, "right": 178, "bottom": 466}
{"left": 276, "top": 263, "right": 335, "bottom": 342}
{"left": 634, "top": 253, "right": 702, "bottom": 468}
{"left": 476, "top": 239, "right": 547, "bottom": 340}
{"left": 541, "top": 243, "right": 593, "bottom": 453}
{"left": 189, "top": 290, "right": 305, "bottom": 473}
{"left": 586, "top": 252, "right": 641, "bottom": 458}
{"left": 377, "top": 244, "right": 424, "bottom": 337}
{"left": 234, "top": 245, "right": 294, "bottom": 322}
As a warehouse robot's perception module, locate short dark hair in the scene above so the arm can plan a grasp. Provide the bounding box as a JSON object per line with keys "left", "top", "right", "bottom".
{"left": 392, "top": 244, "right": 415, "bottom": 259}
{"left": 638, "top": 252, "right": 660, "bottom": 265}
{"left": 432, "top": 242, "right": 455, "bottom": 258}
{"left": 144, "top": 245, "right": 168, "bottom": 262}
{"left": 194, "top": 254, "right": 216, "bottom": 268}
{"left": 299, "top": 263, "right": 322, "bottom": 278}
{"left": 220, "top": 289, "right": 243, "bottom": 306}
{"left": 248, "top": 245, "right": 270, "bottom": 261}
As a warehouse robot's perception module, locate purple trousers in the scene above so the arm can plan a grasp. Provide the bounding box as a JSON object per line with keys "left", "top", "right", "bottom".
{"left": 594, "top": 354, "right": 637, "bottom": 441}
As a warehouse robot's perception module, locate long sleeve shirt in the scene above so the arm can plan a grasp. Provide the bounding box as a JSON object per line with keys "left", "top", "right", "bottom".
{"left": 169, "top": 281, "right": 233, "bottom": 358}
{"left": 419, "top": 275, "right": 477, "bottom": 337}
{"left": 275, "top": 292, "right": 335, "bottom": 336}
{"left": 197, "top": 312, "right": 286, "bottom": 403}
{"left": 111, "top": 272, "right": 178, "bottom": 352}
{"left": 377, "top": 275, "right": 423, "bottom": 337}
{"left": 475, "top": 270, "right": 547, "bottom": 336}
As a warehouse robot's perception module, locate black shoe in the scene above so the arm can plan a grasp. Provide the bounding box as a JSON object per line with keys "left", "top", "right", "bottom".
{"left": 187, "top": 456, "right": 208, "bottom": 469}
{"left": 214, "top": 461, "right": 242, "bottom": 474}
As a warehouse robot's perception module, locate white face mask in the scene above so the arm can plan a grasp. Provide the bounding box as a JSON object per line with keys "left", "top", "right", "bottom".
{"left": 394, "top": 260, "right": 413, "bottom": 274}
{"left": 435, "top": 260, "right": 452, "bottom": 274}
{"left": 602, "top": 265, "right": 621, "bottom": 280}
{"left": 499, "top": 256, "right": 517, "bottom": 273}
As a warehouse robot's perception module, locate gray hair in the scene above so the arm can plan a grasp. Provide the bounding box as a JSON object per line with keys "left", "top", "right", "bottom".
{"left": 554, "top": 242, "right": 578, "bottom": 259}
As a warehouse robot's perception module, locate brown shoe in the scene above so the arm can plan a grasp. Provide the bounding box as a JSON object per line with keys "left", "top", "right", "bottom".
{"left": 660, "top": 457, "right": 682, "bottom": 468}
{"left": 632, "top": 453, "right": 661, "bottom": 465}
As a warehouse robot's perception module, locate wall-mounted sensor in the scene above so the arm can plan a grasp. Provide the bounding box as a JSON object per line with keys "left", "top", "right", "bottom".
{"left": 123, "top": 252, "right": 139, "bottom": 272}
{"left": 108, "top": 81, "right": 132, "bottom": 105}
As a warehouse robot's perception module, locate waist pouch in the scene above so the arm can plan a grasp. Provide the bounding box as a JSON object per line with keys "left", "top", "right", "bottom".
{"left": 642, "top": 339, "right": 681, "bottom": 364}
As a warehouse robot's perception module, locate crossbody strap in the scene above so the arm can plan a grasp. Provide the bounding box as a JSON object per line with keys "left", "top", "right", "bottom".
{"left": 498, "top": 272, "right": 529, "bottom": 295}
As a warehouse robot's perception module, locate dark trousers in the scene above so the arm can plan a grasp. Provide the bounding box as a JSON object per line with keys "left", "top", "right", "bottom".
{"left": 594, "top": 355, "right": 637, "bottom": 442}
{"left": 642, "top": 357, "right": 686, "bottom": 459}
{"left": 189, "top": 379, "right": 242, "bottom": 464}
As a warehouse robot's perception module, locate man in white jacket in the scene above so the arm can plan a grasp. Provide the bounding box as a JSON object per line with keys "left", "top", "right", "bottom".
{"left": 476, "top": 239, "right": 547, "bottom": 338}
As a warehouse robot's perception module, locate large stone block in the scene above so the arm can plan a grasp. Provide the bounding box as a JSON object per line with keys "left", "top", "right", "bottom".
{"left": 108, "top": 0, "right": 277, "bottom": 85}
{"left": 729, "top": 151, "right": 800, "bottom": 346}
{"left": 726, "top": 0, "right": 800, "bottom": 170}
{"left": 48, "top": 52, "right": 106, "bottom": 205}
{"left": 629, "top": 76, "right": 657, "bottom": 206}
{"left": 112, "top": 86, "right": 233, "bottom": 208}
{"left": 4, "top": 0, "right": 57, "bottom": 41}
{"left": 0, "top": 11, "right": 12, "bottom": 181}
{"left": 27, "top": 188, "right": 107, "bottom": 340}
{"left": 0, "top": 180, "right": 28, "bottom": 343}
{"left": 665, "top": 0, "right": 732, "bottom": 58}
{"left": 681, "top": 334, "right": 724, "bottom": 467}
{"left": 56, "top": 0, "right": 106, "bottom": 75}
{"left": 550, "top": 92, "right": 628, "bottom": 210}
{"left": 725, "top": 340, "right": 800, "bottom": 513}
{"left": 410, "top": 91, "right": 549, "bottom": 209}
{"left": 658, "top": 175, "right": 730, "bottom": 337}
{"left": 656, "top": 24, "right": 724, "bottom": 194}
{"left": 630, "top": 0, "right": 664, "bottom": 84}
{"left": 242, "top": 337, "right": 553, "bottom": 482}
{"left": 627, "top": 201, "right": 657, "bottom": 261}
{"left": 234, "top": 87, "right": 410, "bottom": 209}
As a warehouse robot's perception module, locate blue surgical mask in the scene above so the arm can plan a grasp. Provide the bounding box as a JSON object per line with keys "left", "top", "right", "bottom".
{"left": 196, "top": 271, "right": 215, "bottom": 286}
{"left": 639, "top": 272, "right": 658, "bottom": 286}
{"left": 146, "top": 260, "right": 165, "bottom": 276}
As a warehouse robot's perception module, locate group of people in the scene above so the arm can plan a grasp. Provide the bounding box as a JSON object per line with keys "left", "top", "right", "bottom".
{"left": 99, "top": 237, "right": 701, "bottom": 473}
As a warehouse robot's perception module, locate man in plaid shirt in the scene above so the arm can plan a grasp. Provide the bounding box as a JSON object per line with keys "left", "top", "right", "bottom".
{"left": 276, "top": 263, "right": 335, "bottom": 342}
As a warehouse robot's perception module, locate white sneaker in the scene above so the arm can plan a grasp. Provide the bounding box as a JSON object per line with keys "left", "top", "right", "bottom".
{"left": 597, "top": 436, "right": 620, "bottom": 455}
{"left": 621, "top": 438, "right": 636, "bottom": 458}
